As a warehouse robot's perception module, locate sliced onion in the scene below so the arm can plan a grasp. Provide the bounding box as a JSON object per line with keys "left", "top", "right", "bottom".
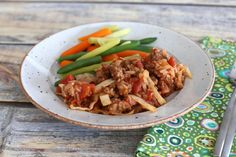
{"left": 100, "top": 94, "right": 112, "bottom": 106}
{"left": 69, "top": 95, "right": 98, "bottom": 111}
{"left": 184, "top": 66, "right": 192, "bottom": 78}
{"left": 143, "top": 70, "right": 166, "bottom": 105}
{"left": 95, "top": 79, "right": 114, "bottom": 92}
{"left": 129, "top": 94, "right": 156, "bottom": 112}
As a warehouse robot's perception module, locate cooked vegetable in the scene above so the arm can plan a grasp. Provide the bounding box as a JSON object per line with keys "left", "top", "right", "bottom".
{"left": 77, "top": 39, "right": 120, "bottom": 60}
{"left": 100, "top": 94, "right": 112, "bottom": 106}
{"left": 106, "top": 28, "right": 130, "bottom": 38}
{"left": 131, "top": 45, "right": 153, "bottom": 53}
{"left": 129, "top": 95, "right": 156, "bottom": 112}
{"left": 57, "top": 56, "right": 102, "bottom": 74}
{"left": 101, "top": 41, "right": 140, "bottom": 56}
{"left": 57, "top": 52, "right": 86, "bottom": 62}
{"left": 143, "top": 70, "right": 166, "bottom": 105}
{"left": 95, "top": 79, "right": 114, "bottom": 92}
{"left": 184, "top": 66, "right": 192, "bottom": 78}
{"left": 80, "top": 83, "right": 95, "bottom": 99}
{"left": 105, "top": 25, "right": 119, "bottom": 32}
{"left": 88, "top": 37, "right": 119, "bottom": 46}
{"left": 123, "top": 54, "right": 141, "bottom": 59}
{"left": 61, "top": 40, "right": 90, "bottom": 57}
{"left": 70, "top": 95, "right": 98, "bottom": 111}
{"left": 102, "top": 54, "right": 119, "bottom": 61}
{"left": 54, "top": 80, "right": 61, "bottom": 86}
{"left": 139, "top": 37, "right": 157, "bottom": 44}
{"left": 87, "top": 45, "right": 99, "bottom": 52}
{"left": 79, "top": 28, "right": 112, "bottom": 41}
{"left": 55, "top": 74, "right": 75, "bottom": 86}
{"left": 59, "top": 60, "right": 73, "bottom": 67}
{"left": 121, "top": 37, "right": 157, "bottom": 45}
{"left": 116, "top": 50, "right": 149, "bottom": 58}
{"left": 178, "top": 64, "right": 192, "bottom": 79}
{"left": 168, "top": 56, "right": 176, "bottom": 67}
{"left": 120, "top": 41, "right": 131, "bottom": 45}
{"left": 61, "top": 64, "right": 101, "bottom": 77}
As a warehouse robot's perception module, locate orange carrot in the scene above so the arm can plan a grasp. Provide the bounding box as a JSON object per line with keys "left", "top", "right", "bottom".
{"left": 59, "top": 60, "right": 73, "bottom": 67}
{"left": 61, "top": 40, "right": 90, "bottom": 57}
{"left": 116, "top": 50, "right": 149, "bottom": 58}
{"left": 79, "top": 28, "right": 112, "bottom": 41}
{"left": 102, "top": 54, "right": 119, "bottom": 62}
{"left": 87, "top": 45, "right": 99, "bottom": 52}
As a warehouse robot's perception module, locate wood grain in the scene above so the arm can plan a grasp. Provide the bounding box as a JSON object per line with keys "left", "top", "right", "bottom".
{"left": 0, "top": 104, "right": 146, "bottom": 157}
{"left": 0, "top": 0, "right": 236, "bottom": 7}
{"left": 0, "top": 3, "right": 235, "bottom": 44}
{"left": 0, "top": 45, "right": 31, "bottom": 102}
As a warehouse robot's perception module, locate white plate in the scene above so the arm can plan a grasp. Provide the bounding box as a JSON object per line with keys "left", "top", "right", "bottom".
{"left": 20, "top": 22, "right": 215, "bottom": 130}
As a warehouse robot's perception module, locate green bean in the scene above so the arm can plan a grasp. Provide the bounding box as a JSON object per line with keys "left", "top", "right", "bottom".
{"left": 131, "top": 46, "right": 153, "bottom": 53}
{"left": 54, "top": 80, "right": 61, "bottom": 87}
{"left": 101, "top": 41, "right": 140, "bottom": 56}
{"left": 57, "top": 52, "right": 86, "bottom": 62}
{"left": 57, "top": 56, "right": 102, "bottom": 74}
{"left": 121, "top": 37, "right": 157, "bottom": 45}
{"left": 139, "top": 37, "right": 157, "bottom": 44}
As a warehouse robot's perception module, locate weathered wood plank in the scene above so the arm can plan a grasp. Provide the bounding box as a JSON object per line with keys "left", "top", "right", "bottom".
{"left": 0, "top": 44, "right": 30, "bottom": 102}
{"left": 0, "top": 3, "right": 235, "bottom": 44}
{"left": 0, "top": 104, "right": 146, "bottom": 157}
{"left": 0, "top": 0, "right": 236, "bottom": 7}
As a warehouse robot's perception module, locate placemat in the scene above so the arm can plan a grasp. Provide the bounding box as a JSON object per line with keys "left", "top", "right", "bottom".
{"left": 136, "top": 37, "right": 236, "bottom": 157}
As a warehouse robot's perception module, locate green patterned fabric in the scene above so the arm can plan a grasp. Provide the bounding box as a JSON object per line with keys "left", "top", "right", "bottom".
{"left": 136, "top": 37, "right": 236, "bottom": 157}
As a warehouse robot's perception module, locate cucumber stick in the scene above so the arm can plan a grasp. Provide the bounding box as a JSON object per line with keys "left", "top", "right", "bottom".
{"left": 88, "top": 37, "right": 119, "bottom": 46}
{"left": 77, "top": 39, "right": 120, "bottom": 60}
{"left": 106, "top": 28, "right": 130, "bottom": 38}
{"left": 62, "top": 61, "right": 111, "bottom": 77}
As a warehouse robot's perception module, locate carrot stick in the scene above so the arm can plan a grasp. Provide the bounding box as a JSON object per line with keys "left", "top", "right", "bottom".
{"left": 59, "top": 60, "right": 74, "bottom": 67}
{"left": 116, "top": 50, "right": 149, "bottom": 58}
{"left": 79, "top": 28, "right": 112, "bottom": 41}
{"left": 102, "top": 54, "right": 119, "bottom": 62}
{"left": 87, "top": 45, "right": 99, "bottom": 52}
{"left": 61, "top": 40, "right": 90, "bottom": 57}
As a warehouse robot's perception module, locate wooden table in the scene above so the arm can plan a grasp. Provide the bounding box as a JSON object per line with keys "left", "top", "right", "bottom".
{"left": 0, "top": 1, "right": 235, "bottom": 156}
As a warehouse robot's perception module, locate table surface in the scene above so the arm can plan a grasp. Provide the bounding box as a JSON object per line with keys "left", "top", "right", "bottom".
{"left": 0, "top": 0, "right": 235, "bottom": 156}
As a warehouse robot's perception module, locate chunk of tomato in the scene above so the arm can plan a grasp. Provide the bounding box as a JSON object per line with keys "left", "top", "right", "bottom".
{"left": 168, "top": 56, "right": 176, "bottom": 67}
{"left": 60, "top": 74, "right": 75, "bottom": 84}
{"left": 146, "top": 90, "right": 154, "bottom": 101}
{"left": 132, "top": 79, "right": 143, "bottom": 93}
{"left": 80, "top": 83, "right": 95, "bottom": 100}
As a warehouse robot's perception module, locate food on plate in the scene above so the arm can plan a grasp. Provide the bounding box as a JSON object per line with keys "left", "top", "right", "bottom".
{"left": 55, "top": 26, "right": 191, "bottom": 115}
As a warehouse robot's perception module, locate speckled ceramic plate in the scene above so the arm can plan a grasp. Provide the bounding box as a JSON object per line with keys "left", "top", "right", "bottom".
{"left": 20, "top": 22, "right": 215, "bottom": 130}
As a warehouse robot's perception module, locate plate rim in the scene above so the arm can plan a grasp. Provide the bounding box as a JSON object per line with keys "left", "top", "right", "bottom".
{"left": 19, "top": 21, "right": 215, "bottom": 130}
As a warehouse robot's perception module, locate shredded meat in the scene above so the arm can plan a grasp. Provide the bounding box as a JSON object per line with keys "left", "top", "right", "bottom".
{"left": 106, "top": 97, "right": 136, "bottom": 114}
{"left": 96, "top": 64, "right": 111, "bottom": 83}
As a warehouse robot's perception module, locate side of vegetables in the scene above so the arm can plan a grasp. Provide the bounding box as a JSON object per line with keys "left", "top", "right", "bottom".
{"left": 55, "top": 25, "right": 158, "bottom": 86}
